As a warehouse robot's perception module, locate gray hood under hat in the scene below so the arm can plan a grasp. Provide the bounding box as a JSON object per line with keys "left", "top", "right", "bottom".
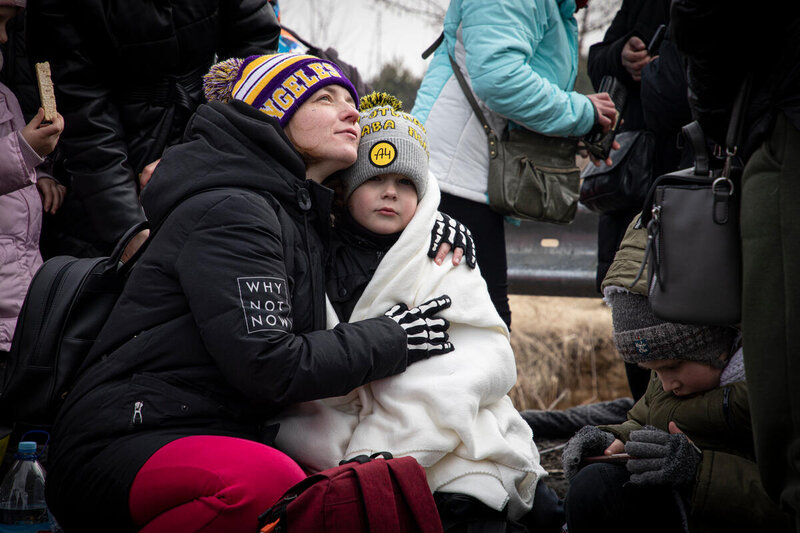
{"left": 341, "top": 92, "right": 429, "bottom": 201}
{"left": 607, "top": 290, "right": 737, "bottom": 367}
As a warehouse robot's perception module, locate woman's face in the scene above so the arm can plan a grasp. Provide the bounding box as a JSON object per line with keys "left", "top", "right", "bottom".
{"left": 284, "top": 85, "right": 360, "bottom": 183}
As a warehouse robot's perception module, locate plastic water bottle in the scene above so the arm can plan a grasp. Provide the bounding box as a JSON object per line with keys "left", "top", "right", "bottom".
{"left": 0, "top": 441, "right": 52, "bottom": 533}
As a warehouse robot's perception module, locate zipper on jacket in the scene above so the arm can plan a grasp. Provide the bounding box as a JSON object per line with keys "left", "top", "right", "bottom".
{"left": 722, "top": 387, "right": 733, "bottom": 429}
{"left": 131, "top": 401, "right": 144, "bottom": 425}
{"left": 296, "top": 186, "right": 321, "bottom": 328}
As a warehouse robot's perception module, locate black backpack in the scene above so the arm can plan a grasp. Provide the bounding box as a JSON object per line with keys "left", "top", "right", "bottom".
{"left": 0, "top": 222, "right": 149, "bottom": 428}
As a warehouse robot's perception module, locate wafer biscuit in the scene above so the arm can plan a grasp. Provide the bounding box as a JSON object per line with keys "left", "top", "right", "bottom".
{"left": 35, "top": 62, "right": 57, "bottom": 122}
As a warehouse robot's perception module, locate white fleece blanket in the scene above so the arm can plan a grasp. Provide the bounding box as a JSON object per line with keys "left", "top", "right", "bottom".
{"left": 273, "top": 172, "right": 546, "bottom": 519}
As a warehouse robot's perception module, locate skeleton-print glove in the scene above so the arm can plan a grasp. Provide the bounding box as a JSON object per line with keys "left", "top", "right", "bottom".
{"left": 428, "top": 212, "right": 477, "bottom": 268}
{"left": 561, "top": 425, "right": 616, "bottom": 481}
{"left": 385, "top": 295, "right": 454, "bottom": 364}
{"left": 625, "top": 426, "right": 702, "bottom": 489}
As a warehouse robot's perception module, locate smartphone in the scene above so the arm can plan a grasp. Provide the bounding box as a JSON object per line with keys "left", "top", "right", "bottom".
{"left": 585, "top": 75, "right": 627, "bottom": 160}
{"left": 582, "top": 453, "right": 631, "bottom": 464}
{"left": 647, "top": 24, "right": 667, "bottom": 56}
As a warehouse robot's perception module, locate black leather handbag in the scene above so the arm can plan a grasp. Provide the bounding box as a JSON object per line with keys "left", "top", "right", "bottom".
{"left": 636, "top": 80, "right": 750, "bottom": 326}
{"left": 579, "top": 130, "right": 655, "bottom": 214}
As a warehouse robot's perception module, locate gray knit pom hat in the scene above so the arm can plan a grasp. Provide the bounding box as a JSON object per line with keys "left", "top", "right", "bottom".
{"left": 341, "top": 92, "right": 429, "bottom": 201}
{"left": 607, "top": 290, "right": 737, "bottom": 367}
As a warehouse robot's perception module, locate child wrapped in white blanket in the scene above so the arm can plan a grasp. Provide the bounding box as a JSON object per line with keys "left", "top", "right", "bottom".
{"left": 273, "top": 95, "right": 547, "bottom": 520}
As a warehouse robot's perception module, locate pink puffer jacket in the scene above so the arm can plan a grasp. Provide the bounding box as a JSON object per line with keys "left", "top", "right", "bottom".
{"left": 0, "top": 82, "right": 45, "bottom": 351}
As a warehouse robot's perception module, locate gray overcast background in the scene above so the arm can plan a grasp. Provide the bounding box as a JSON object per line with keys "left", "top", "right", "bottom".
{"left": 279, "top": 0, "right": 618, "bottom": 80}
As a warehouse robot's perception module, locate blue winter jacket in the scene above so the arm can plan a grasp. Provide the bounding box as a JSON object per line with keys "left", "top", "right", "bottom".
{"left": 412, "top": 0, "right": 595, "bottom": 203}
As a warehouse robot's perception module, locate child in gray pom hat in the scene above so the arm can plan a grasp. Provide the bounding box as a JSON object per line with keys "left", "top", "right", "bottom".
{"left": 326, "top": 92, "right": 476, "bottom": 322}
{"left": 560, "top": 286, "right": 790, "bottom": 532}
{"left": 275, "top": 93, "right": 564, "bottom": 532}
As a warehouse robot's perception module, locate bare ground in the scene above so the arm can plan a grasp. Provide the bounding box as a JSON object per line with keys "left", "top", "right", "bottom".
{"left": 507, "top": 295, "right": 630, "bottom": 497}
{"left": 508, "top": 295, "right": 629, "bottom": 411}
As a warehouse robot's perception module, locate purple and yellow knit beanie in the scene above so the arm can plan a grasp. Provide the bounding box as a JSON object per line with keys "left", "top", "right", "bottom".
{"left": 203, "top": 53, "right": 358, "bottom": 127}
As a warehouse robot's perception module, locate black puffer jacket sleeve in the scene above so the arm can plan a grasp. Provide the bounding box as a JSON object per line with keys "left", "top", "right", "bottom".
{"left": 670, "top": 0, "right": 744, "bottom": 146}
{"left": 175, "top": 192, "right": 409, "bottom": 408}
{"left": 218, "top": 0, "right": 280, "bottom": 59}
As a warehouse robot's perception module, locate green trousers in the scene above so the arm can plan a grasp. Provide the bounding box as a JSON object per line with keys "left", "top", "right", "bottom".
{"left": 741, "top": 111, "right": 800, "bottom": 530}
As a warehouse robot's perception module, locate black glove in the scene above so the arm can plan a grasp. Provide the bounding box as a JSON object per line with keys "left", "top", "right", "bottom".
{"left": 625, "top": 426, "right": 702, "bottom": 489}
{"left": 561, "top": 425, "right": 615, "bottom": 481}
{"left": 428, "top": 212, "right": 477, "bottom": 268}
{"left": 385, "top": 295, "right": 454, "bottom": 364}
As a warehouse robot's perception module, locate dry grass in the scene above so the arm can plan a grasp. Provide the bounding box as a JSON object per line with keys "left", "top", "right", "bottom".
{"left": 508, "top": 295, "right": 630, "bottom": 411}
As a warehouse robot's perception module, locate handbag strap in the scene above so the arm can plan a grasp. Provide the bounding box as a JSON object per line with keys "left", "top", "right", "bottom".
{"left": 726, "top": 76, "right": 751, "bottom": 154}
{"left": 681, "top": 121, "right": 710, "bottom": 176}
{"left": 422, "top": 32, "right": 444, "bottom": 59}
{"left": 721, "top": 76, "right": 752, "bottom": 180}
{"left": 447, "top": 54, "right": 500, "bottom": 161}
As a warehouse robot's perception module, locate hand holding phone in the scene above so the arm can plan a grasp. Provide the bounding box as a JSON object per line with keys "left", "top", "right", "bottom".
{"left": 647, "top": 24, "right": 667, "bottom": 57}
{"left": 582, "top": 453, "right": 631, "bottom": 464}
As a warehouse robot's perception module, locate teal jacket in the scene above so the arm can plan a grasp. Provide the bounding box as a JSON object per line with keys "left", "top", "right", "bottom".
{"left": 412, "top": 0, "right": 595, "bottom": 203}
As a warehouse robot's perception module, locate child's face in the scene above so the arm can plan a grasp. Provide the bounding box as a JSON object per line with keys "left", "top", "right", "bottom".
{"left": 0, "top": 6, "right": 18, "bottom": 44}
{"left": 347, "top": 173, "right": 418, "bottom": 234}
{"left": 639, "top": 355, "right": 726, "bottom": 397}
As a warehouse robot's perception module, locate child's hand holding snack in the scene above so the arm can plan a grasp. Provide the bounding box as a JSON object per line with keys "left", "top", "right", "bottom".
{"left": 21, "top": 108, "right": 64, "bottom": 157}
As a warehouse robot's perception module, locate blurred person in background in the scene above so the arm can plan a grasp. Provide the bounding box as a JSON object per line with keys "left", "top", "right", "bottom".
{"left": 26, "top": 0, "right": 279, "bottom": 259}
{"left": 412, "top": 0, "right": 617, "bottom": 329}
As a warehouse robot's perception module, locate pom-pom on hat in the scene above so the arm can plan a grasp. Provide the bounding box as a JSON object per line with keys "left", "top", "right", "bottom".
{"left": 340, "top": 92, "right": 429, "bottom": 201}
{"left": 607, "top": 290, "right": 737, "bottom": 367}
{"left": 203, "top": 53, "right": 358, "bottom": 127}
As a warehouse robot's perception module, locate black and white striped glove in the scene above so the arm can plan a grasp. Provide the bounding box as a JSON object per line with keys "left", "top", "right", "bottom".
{"left": 428, "top": 212, "right": 477, "bottom": 269}
{"left": 384, "top": 295, "right": 454, "bottom": 364}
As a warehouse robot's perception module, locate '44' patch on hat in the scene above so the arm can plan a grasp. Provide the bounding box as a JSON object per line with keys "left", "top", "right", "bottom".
{"left": 369, "top": 141, "right": 396, "bottom": 167}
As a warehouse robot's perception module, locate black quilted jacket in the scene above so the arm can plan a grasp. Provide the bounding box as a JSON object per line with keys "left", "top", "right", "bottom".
{"left": 26, "top": 0, "right": 280, "bottom": 255}
{"left": 670, "top": 1, "right": 800, "bottom": 156}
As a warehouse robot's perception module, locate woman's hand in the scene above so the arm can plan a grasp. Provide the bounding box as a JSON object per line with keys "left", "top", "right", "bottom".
{"left": 428, "top": 212, "right": 477, "bottom": 268}
{"left": 36, "top": 177, "right": 66, "bottom": 214}
{"left": 586, "top": 93, "right": 617, "bottom": 134}
{"left": 385, "top": 295, "right": 454, "bottom": 364}
{"left": 21, "top": 108, "right": 64, "bottom": 157}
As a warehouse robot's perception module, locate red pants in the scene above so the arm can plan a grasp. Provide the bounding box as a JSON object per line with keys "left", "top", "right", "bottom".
{"left": 129, "top": 435, "right": 306, "bottom": 532}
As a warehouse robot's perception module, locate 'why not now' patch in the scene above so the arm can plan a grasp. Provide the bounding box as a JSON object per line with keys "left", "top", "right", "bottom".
{"left": 237, "top": 276, "right": 293, "bottom": 334}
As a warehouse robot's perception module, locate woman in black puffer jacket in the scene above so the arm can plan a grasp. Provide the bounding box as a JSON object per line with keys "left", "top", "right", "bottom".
{"left": 45, "top": 54, "right": 454, "bottom": 533}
